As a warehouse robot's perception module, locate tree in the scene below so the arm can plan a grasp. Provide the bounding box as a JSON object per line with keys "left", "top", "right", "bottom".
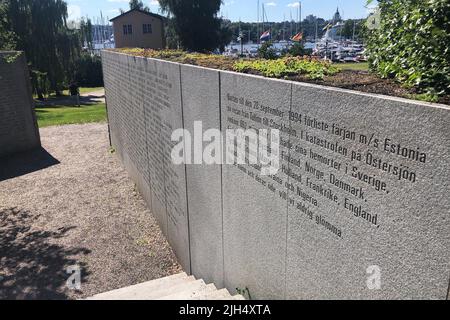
{"left": 165, "top": 18, "right": 180, "bottom": 49}
{"left": 341, "top": 20, "right": 354, "bottom": 39}
{"left": 73, "top": 53, "right": 103, "bottom": 87}
{"left": 2, "top": 0, "right": 82, "bottom": 97}
{"left": 218, "top": 19, "right": 233, "bottom": 52}
{"left": 0, "top": 0, "right": 17, "bottom": 50}
{"left": 80, "top": 18, "right": 93, "bottom": 50}
{"left": 287, "top": 43, "right": 311, "bottom": 57}
{"left": 337, "top": 19, "right": 365, "bottom": 41}
{"left": 158, "top": 0, "right": 223, "bottom": 52}
{"left": 258, "top": 41, "right": 277, "bottom": 60}
{"left": 129, "top": 0, "right": 149, "bottom": 12}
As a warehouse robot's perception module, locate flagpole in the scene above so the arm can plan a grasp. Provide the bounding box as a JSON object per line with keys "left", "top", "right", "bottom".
{"left": 262, "top": 3, "right": 264, "bottom": 42}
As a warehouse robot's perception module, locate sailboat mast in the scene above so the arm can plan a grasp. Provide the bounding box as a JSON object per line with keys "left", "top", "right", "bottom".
{"left": 257, "top": 0, "right": 260, "bottom": 44}
{"left": 263, "top": 3, "right": 270, "bottom": 40}
{"left": 315, "top": 19, "right": 318, "bottom": 42}
{"left": 352, "top": 20, "right": 356, "bottom": 41}
{"left": 262, "top": 3, "right": 265, "bottom": 34}
{"left": 299, "top": 1, "right": 302, "bottom": 33}
{"left": 290, "top": 11, "right": 293, "bottom": 39}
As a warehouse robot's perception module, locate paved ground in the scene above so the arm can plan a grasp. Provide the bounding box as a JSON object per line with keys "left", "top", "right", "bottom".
{"left": 80, "top": 89, "right": 105, "bottom": 103}
{"left": 0, "top": 123, "right": 181, "bottom": 300}
{"left": 34, "top": 89, "right": 106, "bottom": 107}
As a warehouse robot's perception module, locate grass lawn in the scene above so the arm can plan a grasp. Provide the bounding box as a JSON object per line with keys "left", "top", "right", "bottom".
{"left": 36, "top": 103, "right": 107, "bottom": 128}
{"left": 335, "top": 62, "right": 369, "bottom": 71}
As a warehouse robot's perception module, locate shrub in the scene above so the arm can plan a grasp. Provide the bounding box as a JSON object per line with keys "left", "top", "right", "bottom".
{"left": 234, "top": 57, "right": 339, "bottom": 80}
{"left": 366, "top": 0, "right": 450, "bottom": 95}
{"left": 73, "top": 53, "right": 104, "bottom": 87}
{"left": 31, "top": 70, "right": 50, "bottom": 99}
{"left": 287, "top": 43, "right": 312, "bottom": 57}
{"left": 258, "top": 42, "right": 278, "bottom": 60}
{"left": 116, "top": 48, "right": 340, "bottom": 80}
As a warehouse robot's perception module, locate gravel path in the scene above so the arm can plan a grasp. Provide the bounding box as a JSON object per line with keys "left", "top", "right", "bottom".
{"left": 0, "top": 123, "right": 181, "bottom": 300}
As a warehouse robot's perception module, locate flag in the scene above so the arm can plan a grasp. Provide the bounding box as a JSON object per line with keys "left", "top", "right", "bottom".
{"left": 291, "top": 32, "right": 303, "bottom": 42}
{"left": 260, "top": 30, "right": 271, "bottom": 41}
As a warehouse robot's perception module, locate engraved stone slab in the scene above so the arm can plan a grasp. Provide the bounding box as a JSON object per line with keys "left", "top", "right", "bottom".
{"left": 0, "top": 51, "right": 40, "bottom": 157}
{"left": 286, "top": 83, "right": 450, "bottom": 299}
{"left": 220, "top": 71, "right": 292, "bottom": 299}
{"left": 181, "top": 64, "right": 223, "bottom": 287}
{"left": 147, "top": 59, "right": 190, "bottom": 273}
{"left": 142, "top": 57, "right": 168, "bottom": 236}
{"left": 102, "top": 51, "right": 128, "bottom": 161}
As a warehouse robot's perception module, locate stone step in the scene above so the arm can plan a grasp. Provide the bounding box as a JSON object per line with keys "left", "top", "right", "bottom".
{"left": 203, "top": 288, "right": 233, "bottom": 300}
{"left": 87, "top": 272, "right": 246, "bottom": 300}
{"left": 204, "top": 289, "right": 245, "bottom": 300}
{"left": 157, "top": 282, "right": 215, "bottom": 300}
{"left": 88, "top": 273, "right": 196, "bottom": 300}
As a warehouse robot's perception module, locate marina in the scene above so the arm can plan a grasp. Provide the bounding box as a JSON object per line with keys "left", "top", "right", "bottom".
{"left": 224, "top": 5, "right": 366, "bottom": 63}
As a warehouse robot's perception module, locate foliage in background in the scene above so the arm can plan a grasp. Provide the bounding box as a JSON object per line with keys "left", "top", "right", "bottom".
{"left": 233, "top": 57, "right": 339, "bottom": 80}
{"left": 0, "top": 0, "right": 82, "bottom": 97}
{"left": 340, "top": 19, "right": 365, "bottom": 41}
{"left": 30, "top": 70, "right": 51, "bottom": 98}
{"left": 129, "top": 0, "right": 149, "bottom": 12}
{"left": 73, "top": 53, "right": 103, "bottom": 88}
{"left": 217, "top": 19, "right": 233, "bottom": 53}
{"left": 287, "top": 43, "right": 312, "bottom": 57}
{"left": 0, "top": 0, "right": 16, "bottom": 50}
{"left": 366, "top": 0, "right": 450, "bottom": 96}
{"left": 158, "top": 0, "right": 228, "bottom": 52}
{"left": 79, "top": 18, "right": 93, "bottom": 50}
{"left": 258, "top": 41, "right": 278, "bottom": 60}
{"left": 165, "top": 18, "right": 180, "bottom": 49}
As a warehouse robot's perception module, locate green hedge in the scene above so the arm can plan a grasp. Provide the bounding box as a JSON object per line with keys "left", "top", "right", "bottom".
{"left": 367, "top": 0, "right": 450, "bottom": 96}
{"left": 74, "top": 53, "right": 104, "bottom": 88}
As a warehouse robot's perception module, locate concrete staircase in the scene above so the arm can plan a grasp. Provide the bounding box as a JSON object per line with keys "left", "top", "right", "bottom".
{"left": 88, "top": 273, "right": 246, "bottom": 300}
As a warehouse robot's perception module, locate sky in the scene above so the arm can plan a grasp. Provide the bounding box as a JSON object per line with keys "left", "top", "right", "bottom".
{"left": 66, "top": 0, "right": 372, "bottom": 23}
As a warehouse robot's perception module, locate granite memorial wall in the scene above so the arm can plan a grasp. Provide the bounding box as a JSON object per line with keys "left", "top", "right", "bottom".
{"left": 0, "top": 51, "right": 40, "bottom": 158}
{"left": 101, "top": 50, "right": 450, "bottom": 300}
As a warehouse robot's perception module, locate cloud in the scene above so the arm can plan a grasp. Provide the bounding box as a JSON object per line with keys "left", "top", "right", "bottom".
{"left": 224, "top": 1, "right": 235, "bottom": 6}
{"left": 68, "top": 4, "right": 81, "bottom": 20}
{"left": 287, "top": 2, "right": 300, "bottom": 8}
{"left": 266, "top": 2, "right": 277, "bottom": 6}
